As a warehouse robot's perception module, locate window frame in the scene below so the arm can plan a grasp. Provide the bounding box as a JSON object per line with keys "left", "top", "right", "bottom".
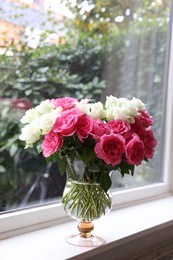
{"left": 0, "top": 1, "right": 173, "bottom": 240}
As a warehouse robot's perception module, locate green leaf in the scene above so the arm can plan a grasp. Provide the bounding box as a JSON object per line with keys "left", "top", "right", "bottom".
{"left": 45, "top": 157, "right": 52, "bottom": 164}
{"left": 37, "top": 144, "right": 43, "bottom": 154}
{"left": 118, "top": 162, "right": 135, "bottom": 177}
{"left": 58, "top": 156, "right": 67, "bottom": 176}
{"left": 79, "top": 149, "right": 96, "bottom": 162}
{"left": 99, "top": 171, "right": 112, "bottom": 193}
{"left": 52, "top": 153, "right": 60, "bottom": 163}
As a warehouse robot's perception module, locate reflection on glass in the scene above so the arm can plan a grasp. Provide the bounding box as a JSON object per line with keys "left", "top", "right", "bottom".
{"left": 0, "top": 0, "right": 171, "bottom": 212}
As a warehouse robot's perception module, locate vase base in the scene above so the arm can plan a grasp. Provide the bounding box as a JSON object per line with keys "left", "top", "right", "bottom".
{"left": 65, "top": 234, "right": 106, "bottom": 247}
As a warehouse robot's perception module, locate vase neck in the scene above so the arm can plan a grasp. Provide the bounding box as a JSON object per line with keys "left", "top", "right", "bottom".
{"left": 78, "top": 221, "right": 94, "bottom": 238}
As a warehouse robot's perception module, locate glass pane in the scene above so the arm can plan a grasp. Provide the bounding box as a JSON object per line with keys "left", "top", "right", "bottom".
{"left": 0, "top": 0, "right": 171, "bottom": 212}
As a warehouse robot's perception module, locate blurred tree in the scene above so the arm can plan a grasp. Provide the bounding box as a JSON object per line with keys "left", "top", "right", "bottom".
{"left": 0, "top": 0, "right": 171, "bottom": 210}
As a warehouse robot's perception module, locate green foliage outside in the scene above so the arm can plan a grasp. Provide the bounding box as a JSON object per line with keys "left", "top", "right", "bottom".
{"left": 0, "top": 0, "right": 170, "bottom": 210}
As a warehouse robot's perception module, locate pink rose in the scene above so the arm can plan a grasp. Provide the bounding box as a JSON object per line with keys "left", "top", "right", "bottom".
{"left": 91, "top": 119, "right": 110, "bottom": 140}
{"left": 123, "top": 130, "right": 134, "bottom": 144}
{"left": 53, "top": 108, "right": 81, "bottom": 136}
{"left": 42, "top": 131, "right": 63, "bottom": 157}
{"left": 142, "top": 128, "right": 157, "bottom": 159}
{"left": 125, "top": 134, "right": 144, "bottom": 166}
{"left": 139, "top": 110, "right": 154, "bottom": 128}
{"left": 51, "top": 97, "right": 77, "bottom": 110}
{"left": 94, "top": 134, "right": 125, "bottom": 166}
{"left": 76, "top": 114, "right": 94, "bottom": 142}
{"left": 108, "top": 120, "right": 131, "bottom": 134}
{"left": 131, "top": 117, "right": 145, "bottom": 137}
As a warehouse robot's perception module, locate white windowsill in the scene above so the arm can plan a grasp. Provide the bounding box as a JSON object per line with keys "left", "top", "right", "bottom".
{"left": 0, "top": 195, "right": 173, "bottom": 260}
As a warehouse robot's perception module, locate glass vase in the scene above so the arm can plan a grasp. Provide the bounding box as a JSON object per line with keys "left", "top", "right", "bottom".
{"left": 62, "top": 158, "right": 112, "bottom": 247}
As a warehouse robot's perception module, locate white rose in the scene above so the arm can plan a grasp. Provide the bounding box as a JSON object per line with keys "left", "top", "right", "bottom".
{"left": 105, "top": 95, "right": 119, "bottom": 109}
{"left": 105, "top": 106, "right": 131, "bottom": 122}
{"left": 131, "top": 97, "right": 145, "bottom": 111}
{"left": 116, "top": 97, "right": 129, "bottom": 106}
{"left": 75, "top": 99, "right": 90, "bottom": 113}
{"left": 35, "top": 100, "right": 55, "bottom": 115}
{"left": 122, "top": 101, "right": 138, "bottom": 115}
{"left": 116, "top": 101, "right": 138, "bottom": 123}
{"left": 19, "top": 120, "right": 40, "bottom": 145}
{"left": 105, "top": 97, "right": 141, "bottom": 123}
{"left": 105, "top": 96, "right": 129, "bottom": 121}
{"left": 82, "top": 102, "right": 104, "bottom": 119}
{"left": 76, "top": 99, "right": 105, "bottom": 119}
{"left": 75, "top": 99, "right": 92, "bottom": 115}
{"left": 104, "top": 107, "right": 115, "bottom": 121}
{"left": 39, "top": 107, "right": 62, "bottom": 134}
{"left": 20, "top": 108, "right": 40, "bottom": 124}
{"left": 88, "top": 102, "right": 105, "bottom": 119}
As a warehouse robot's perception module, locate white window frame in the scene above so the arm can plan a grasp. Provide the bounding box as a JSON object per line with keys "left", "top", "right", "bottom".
{"left": 0, "top": 3, "right": 173, "bottom": 241}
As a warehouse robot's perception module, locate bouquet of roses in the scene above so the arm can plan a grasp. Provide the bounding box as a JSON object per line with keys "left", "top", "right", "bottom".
{"left": 19, "top": 96, "right": 157, "bottom": 193}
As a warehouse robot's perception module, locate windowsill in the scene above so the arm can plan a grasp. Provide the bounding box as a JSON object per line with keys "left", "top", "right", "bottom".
{"left": 0, "top": 195, "right": 173, "bottom": 260}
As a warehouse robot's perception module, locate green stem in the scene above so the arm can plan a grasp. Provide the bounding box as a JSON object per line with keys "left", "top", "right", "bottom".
{"left": 62, "top": 181, "right": 112, "bottom": 221}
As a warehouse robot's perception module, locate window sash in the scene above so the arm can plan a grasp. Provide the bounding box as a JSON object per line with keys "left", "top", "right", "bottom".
{"left": 0, "top": 182, "right": 171, "bottom": 239}
{"left": 0, "top": 1, "right": 173, "bottom": 240}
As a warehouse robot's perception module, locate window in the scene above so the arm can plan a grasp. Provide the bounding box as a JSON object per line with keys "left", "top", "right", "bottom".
{"left": 0, "top": 0, "right": 172, "bottom": 230}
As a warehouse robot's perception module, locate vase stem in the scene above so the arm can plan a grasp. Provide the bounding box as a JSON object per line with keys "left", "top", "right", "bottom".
{"left": 78, "top": 221, "right": 94, "bottom": 238}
